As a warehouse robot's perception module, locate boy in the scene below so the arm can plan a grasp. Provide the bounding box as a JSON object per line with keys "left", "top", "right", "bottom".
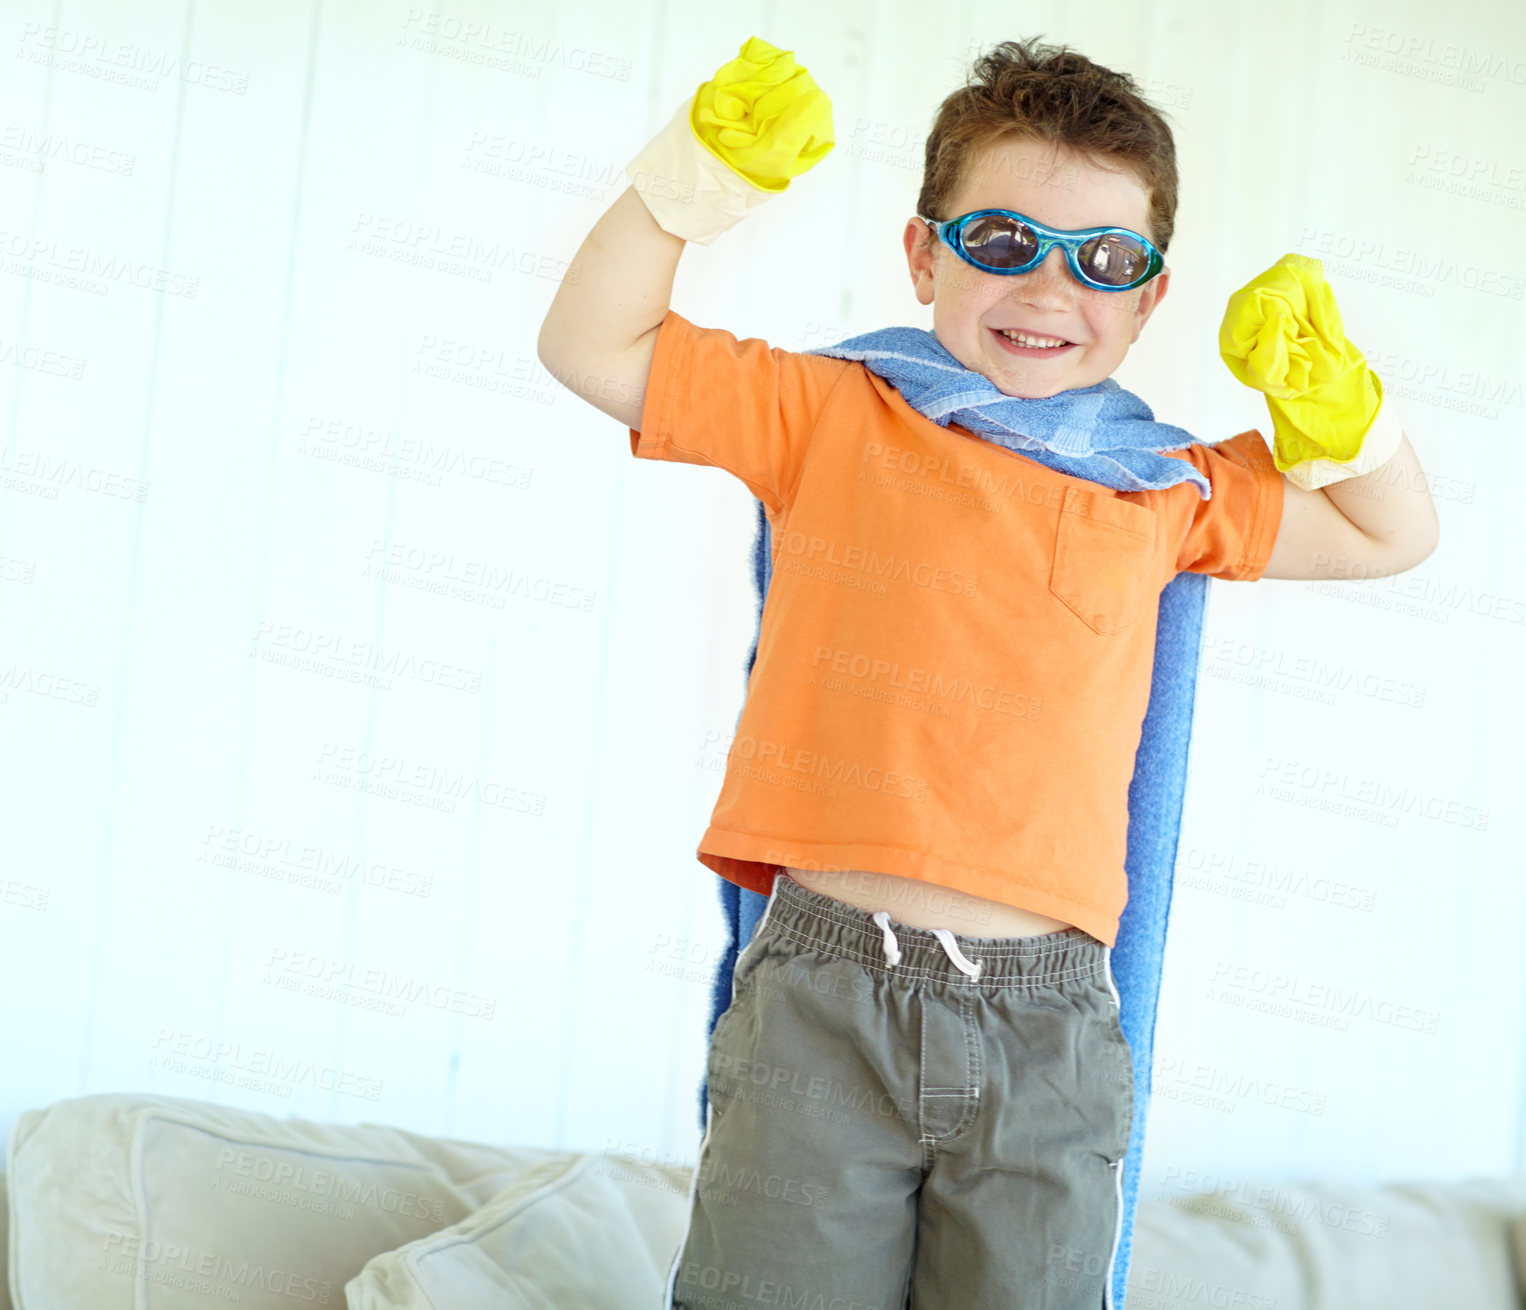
{"left": 538, "top": 35, "right": 1439, "bottom": 1310}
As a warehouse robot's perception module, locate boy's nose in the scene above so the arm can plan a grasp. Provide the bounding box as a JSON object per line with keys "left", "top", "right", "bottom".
{"left": 1009, "top": 248, "right": 1073, "bottom": 306}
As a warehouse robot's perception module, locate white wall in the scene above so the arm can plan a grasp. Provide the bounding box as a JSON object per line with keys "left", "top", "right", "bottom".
{"left": 1, "top": 0, "right": 1522, "bottom": 1211}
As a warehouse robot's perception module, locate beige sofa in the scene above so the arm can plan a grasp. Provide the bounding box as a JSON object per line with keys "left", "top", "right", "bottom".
{"left": 6, "top": 1093, "right": 1526, "bottom": 1308}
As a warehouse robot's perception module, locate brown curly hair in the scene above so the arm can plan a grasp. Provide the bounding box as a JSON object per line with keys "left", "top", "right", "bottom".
{"left": 917, "top": 37, "right": 1180, "bottom": 255}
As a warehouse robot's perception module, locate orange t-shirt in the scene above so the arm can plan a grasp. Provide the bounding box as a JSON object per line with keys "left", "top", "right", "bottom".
{"left": 629, "top": 310, "right": 1285, "bottom": 946}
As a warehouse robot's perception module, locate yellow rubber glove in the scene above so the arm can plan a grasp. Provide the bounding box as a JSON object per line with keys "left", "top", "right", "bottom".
{"left": 1219, "top": 253, "right": 1402, "bottom": 490}
{"left": 689, "top": 36, "right": 835, "bottom": 192}
{"left": 626, "top": 37, "right": 833, "bottom": 245}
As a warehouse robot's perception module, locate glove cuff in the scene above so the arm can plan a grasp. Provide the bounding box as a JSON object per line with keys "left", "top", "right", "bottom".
{"left": 1282, "top": 387, "right": 1406, "bottom": 492}
{"left": 626, "top": 96, "right": 776, "bottom": 246}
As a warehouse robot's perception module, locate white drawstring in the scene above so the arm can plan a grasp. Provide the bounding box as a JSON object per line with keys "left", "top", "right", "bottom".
{"left": 871, "top": 911, "right": 983, "bottom": 980}
{"left": 931, "top": 928, "right": 984, "bottom": 980}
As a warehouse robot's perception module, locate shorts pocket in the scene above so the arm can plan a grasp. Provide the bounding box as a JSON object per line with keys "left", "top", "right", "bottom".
{"left": 1104, "top": 1004, "right": 1135, "bottom": 1087}
{"left": 1049, "top": 486, "right": 1158, "bottom": 634}
{"left": 1101, "top": 1003, "right": 1136, "bottom": 1157}
{"left": 707, "top": 934, "right": 773, "bottom": 1061}
{"left": 731, "top": 927, "right": 774, "bottom": 996}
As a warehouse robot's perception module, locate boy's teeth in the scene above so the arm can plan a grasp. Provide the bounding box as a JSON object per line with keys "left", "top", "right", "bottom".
{"left": 999, "top": 329, "right": 1068, "bottom": 348}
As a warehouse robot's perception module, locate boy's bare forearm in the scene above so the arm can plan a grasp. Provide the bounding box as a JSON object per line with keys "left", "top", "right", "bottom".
{"left": 537, "top": 186, "right": 686, "bottom": 428}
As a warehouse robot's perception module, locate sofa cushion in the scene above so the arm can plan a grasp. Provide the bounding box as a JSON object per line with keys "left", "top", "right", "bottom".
{"left": 346, "top": 1151, "right": 691, "bottom": 1307}
{"left": 1130, "top": 1174, "right": 1526, "bottom": 1308}
{"left": 5, "top": 1093, "right": 570, "bottom": 1309}
{"left": 350, "top": 1163, "right": 1526, "bottom": 1310}
{"left": 12, "top": 1092, "right": 1526, "bottom": 1310}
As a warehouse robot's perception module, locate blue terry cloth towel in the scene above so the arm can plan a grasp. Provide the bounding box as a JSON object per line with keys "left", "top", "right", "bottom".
{"left": 696, "top": 326, "right": 1219, "bottom": 1310}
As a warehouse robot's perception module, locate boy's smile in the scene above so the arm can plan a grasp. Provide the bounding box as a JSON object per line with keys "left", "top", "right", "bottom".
{"left": 904, "top": 136, "right": 1171, "bottom": 400}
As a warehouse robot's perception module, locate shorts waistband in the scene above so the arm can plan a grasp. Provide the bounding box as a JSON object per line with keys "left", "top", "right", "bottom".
{"left": 759, "top": 875, "right": 1109, "bottom": 988}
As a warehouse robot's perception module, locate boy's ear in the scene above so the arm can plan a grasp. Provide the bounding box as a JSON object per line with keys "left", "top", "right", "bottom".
{"left": 1130, "top": 265, "right": 1171, "bottom": 342}
{"left": 904, "top": 218, "right": 937, "bottom": 306}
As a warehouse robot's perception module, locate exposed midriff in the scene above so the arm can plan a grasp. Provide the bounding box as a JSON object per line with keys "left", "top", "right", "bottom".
{"left": 785, "top": 865, "right": 1075, "bottom": 938}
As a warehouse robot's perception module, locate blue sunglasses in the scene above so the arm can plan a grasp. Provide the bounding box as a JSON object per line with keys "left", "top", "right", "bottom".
{"left": 921, "top": 208, "right": 1165, "bottom": 291}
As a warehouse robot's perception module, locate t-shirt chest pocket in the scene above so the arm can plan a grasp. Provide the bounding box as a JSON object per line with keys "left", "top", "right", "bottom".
{"left": 1048, "top": 486, "right": 1159, "bottom": 635}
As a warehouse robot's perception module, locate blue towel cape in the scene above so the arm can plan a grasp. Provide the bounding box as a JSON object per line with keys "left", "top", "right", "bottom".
{"left": 696, "top": 327, "right": 1215, "bottom": 1310}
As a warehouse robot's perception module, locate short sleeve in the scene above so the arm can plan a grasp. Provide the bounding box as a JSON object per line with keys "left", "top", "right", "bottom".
{"left": 1167, "top": 429, "right": 1286, "bottom": 581}
{"left": 628, "top": 310, "right": 852, "bottom": 512}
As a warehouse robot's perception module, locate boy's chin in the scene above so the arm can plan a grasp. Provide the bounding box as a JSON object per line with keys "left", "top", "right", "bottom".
{"left": 956, "top": 355, "right": 1070, "bottom": 401}
{"left": 987, "top": 375, "right": 1071, "bottom": 401}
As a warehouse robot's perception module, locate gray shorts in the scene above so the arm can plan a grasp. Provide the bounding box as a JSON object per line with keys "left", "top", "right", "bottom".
{"left": 664, "top": 874, "right": 1134, "bottom": 1310}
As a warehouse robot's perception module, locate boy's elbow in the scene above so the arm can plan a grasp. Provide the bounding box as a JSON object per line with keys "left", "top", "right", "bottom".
{"left": 535, "top": 335, "right": 561, "bottom": 401}
{"left": 1372, "top": 522, "right": 1440, "bottom": 577}
{"left": 1409, "top": 524, "right": 1440, "bottom": 570}
{"left": 538, "top": 319, "right": 587, "bottom": 405}
{"left": 1395, "top": 509, "right": 1442, "bottom": 571}
{"left": 536, "top": 315, "right": 567, "bottom": 376}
